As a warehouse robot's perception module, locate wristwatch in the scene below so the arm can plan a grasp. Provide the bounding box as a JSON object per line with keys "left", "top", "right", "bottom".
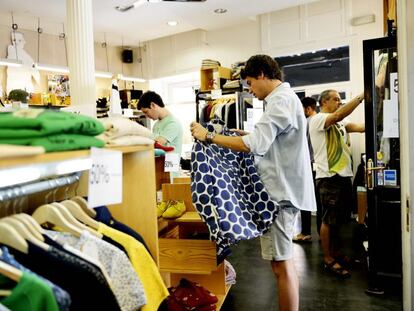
{"left": 205, "top": 131, "right": 216, "bottom": 144}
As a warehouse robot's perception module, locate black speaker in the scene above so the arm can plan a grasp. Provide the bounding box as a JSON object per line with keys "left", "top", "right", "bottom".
{"left": 122, "top": 49, "right": 133, "bottom": 63}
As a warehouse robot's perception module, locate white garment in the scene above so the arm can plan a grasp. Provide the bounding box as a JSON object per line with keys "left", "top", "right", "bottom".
{"left": 0, "top": 144, "right": 45, "bottom": 158}
{"left": 308, "top": 113, "right": 353, "bottom": 179}
{"left": 6, "top": 31, "right": 40, "bottom": 94}
{"left": 101, "top": 135, "right": 154, "bottom": 147}
{"left": 109, "top": 80, "right": 122, "bottom": 116}
{"left": 242, "top": 82, "right": 316, "bottom": 212}
{"left": 100, "top": 116, "right": 152, "bottom": 139}
{"left": 45, "top": 230, "right": 146, "bottom": 311}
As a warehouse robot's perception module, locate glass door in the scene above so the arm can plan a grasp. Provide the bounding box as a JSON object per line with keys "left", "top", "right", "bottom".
{"left": 363, "top": 35, "right": 401, "bottom": 293}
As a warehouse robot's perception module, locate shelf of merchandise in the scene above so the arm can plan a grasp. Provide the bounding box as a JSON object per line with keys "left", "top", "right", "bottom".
{"left": 158, "top": 182, "right": 231, "bottom": 309}
{"left": 0, "top": 144, "right": 160, "bottom": 264}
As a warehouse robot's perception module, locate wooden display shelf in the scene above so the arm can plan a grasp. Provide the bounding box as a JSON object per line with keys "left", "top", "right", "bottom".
{"left": 200, "top": 66, "right": 232, "bottom": 91}
{"left": 0, "top": 145, "right": 153, "bottom": 169}
{"left": 216, "top": 284, "right": 232, "bottom": 310}
{"left": 159, "top": 180, "right": 232, "bottom": 309}
{"left": 172, "top": 211, "right": 202, "bottom": 223}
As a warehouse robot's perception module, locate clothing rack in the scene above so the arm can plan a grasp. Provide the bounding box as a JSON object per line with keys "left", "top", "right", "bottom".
{"left": 0, "top": 172, "right": 81, "bottom": 202}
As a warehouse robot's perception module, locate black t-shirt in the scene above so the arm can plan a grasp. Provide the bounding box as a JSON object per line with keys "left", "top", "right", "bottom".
{"left": 10, "top": 242, "right": 121, "bottom": 311}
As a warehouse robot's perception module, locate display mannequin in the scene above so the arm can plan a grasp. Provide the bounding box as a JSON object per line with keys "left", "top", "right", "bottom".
{"left": 6, "top": 31, "right": 40, "bottom": 94}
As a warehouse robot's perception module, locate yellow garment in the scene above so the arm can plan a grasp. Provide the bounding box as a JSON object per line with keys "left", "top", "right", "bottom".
{"left": 98, "top": 223, "right": 168, "bottom": 311}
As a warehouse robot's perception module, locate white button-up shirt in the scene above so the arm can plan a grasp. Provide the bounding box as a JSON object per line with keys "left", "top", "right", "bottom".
{"left": 242, "top": 82, "right": 316, "bottom": 211}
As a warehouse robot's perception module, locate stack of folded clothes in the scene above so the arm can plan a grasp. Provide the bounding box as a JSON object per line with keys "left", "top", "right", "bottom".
{"left": 224, "top": 260, "right": 237, "bottom": 285}
{"left": 0, "top": 109, "right": 105, "bottom": 152}
{"left": 98, "top": 116, "right": 154, "bottom": 147}
{"left": 201, "top": 59, "right": 221, "bottom": 69}
{"left": 96, "top": 97, "right": 109, "bottom": 119}
{"left": 167, "top": 278, "right": 218, "bottom": 311}
{"left": 231, "top": 61, "right": 245, "bottom": 79}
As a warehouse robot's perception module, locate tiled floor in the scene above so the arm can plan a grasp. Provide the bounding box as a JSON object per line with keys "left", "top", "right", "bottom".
{"left": 221, "top": 218, "right": 402, "bottom": 311}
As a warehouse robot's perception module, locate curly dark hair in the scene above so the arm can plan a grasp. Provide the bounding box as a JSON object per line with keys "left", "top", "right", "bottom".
{"left": 138, "top": 91, "right": 164, "bottom": 109}
{"left": 241, "top": 54, "right": 283, "bottom": 81}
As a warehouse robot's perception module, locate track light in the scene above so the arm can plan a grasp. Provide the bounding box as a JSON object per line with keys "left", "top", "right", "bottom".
{"left": 0, "top": 58, "right": 23, "bottom": 67}
{"left": 118, "top": 74, "right": 146, "bottom": 83}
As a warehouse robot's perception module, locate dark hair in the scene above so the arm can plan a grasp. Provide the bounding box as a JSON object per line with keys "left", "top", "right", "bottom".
{"left": 318, "top": 89, "right": 336, "bottom": 106}
{"left": 137, "top": 91, "right": 164, "bottom": 109}
{"left": 240, "top": 54, "right": 283, "bottom": 81}
{"left": 301, "top": 97, "right": 317, "bottom": 110}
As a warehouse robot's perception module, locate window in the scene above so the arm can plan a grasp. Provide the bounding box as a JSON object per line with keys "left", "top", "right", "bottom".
{"left": 276, "top": 46, "right": 350, "bottom": 87}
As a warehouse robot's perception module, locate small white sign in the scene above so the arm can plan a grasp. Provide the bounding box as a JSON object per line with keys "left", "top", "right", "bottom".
{"left": 390, "top": 72, "right": 398, "bottom": 102}
{"left": 164, "top": 152, "right": 180, "bottom": 172}
{"left": 88, "top": 148, "right": 122, "bottom": 208}
{"left": 383, "top": 99, "right": 399, "bottom": 138}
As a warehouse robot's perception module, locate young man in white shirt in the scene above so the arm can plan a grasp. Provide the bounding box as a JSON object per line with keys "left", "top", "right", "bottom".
{"left": 191, "top": 54, "right": 315, "bottom": 311}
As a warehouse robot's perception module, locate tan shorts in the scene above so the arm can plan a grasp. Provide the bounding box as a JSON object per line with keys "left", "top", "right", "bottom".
{"left": 260, "top": 204, "right": 299, "bottom": 261}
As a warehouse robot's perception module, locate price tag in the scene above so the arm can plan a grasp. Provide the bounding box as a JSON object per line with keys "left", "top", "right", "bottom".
{"left": 88, "top": 148, "right": 122, "bottom": 208}
{"left": 164, "top": 153, "right": 180, "bottom": 172}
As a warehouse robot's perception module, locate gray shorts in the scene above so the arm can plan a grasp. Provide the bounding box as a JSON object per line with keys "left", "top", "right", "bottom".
{"left": 260, "top": 204, "right": 299, "bottom": 261}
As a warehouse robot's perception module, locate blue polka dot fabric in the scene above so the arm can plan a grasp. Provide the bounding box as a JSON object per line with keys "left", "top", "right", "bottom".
{"left": 191, "top": 121, "right": 279, "bottom": 260}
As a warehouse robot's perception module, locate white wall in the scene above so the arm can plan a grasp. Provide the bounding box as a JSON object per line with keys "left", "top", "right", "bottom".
{"left": 143, "top": 0, "right": 384, "bottom": 170}
{"left": 0, "top": 23, "right": 147, "bottom": 98}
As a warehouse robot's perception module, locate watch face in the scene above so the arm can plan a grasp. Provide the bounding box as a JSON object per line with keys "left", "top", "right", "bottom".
{"left": 206, "top": 131, "right": 215, "bottom": 143}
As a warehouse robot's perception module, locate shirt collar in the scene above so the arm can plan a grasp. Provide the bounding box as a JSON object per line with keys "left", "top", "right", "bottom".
{"left": 264, "top": 82, "right": 289, "bottom": 103}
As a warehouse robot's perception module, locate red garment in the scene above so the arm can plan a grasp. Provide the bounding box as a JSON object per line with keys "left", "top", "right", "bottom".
{"left": 167, "top": 278, "right": 218, "bottom": 310}
{"left": 154, "top": 142, "right": 175, "bottom": 152}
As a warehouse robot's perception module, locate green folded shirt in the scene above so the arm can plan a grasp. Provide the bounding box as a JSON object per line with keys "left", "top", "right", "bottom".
{"left": 0, "top": 109, "right": 104, "bottom": 138}
{"left": 0, "top": 134, "right": 105, "bottom": 152}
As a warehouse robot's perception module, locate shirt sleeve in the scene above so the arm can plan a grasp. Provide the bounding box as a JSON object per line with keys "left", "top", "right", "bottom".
{"left": 242, "top": 97, "right": 293, "bottom": 156}
{"left": 311, "top": 113, "right": 328, "bottom": 131}
{"left": 156, "top": 120, "right": 181, "bottom": 144}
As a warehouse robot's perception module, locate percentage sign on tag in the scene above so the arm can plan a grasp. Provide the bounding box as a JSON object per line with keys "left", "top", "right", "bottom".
{"left": 164, "top": 153, "right": 180, "bottom": 172}
{"left": 88, "top": 148, "right": 122, "bottom": 208}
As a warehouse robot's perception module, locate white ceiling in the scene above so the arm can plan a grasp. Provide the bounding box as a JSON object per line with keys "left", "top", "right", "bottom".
{"left": 0, "top": 0, "right": 318, "bottom": 46}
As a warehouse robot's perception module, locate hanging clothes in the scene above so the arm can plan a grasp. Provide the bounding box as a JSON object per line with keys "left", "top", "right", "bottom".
{"left": 191, "top": 122, "right": 279, "bottom": 260}
{"left": 0, "top": 246, "right": 71, "bottom": 311}
{"left": 8, "top": 242, "right": 121, "bottom": 311}
{"left": 97, "top": 223, "right": 169, "bottom": 311}
{"left": 94, "top": 205, "right": 150, "bottom": 253}
{"left": 44, "top": 230, "right": 146, "bottom": 311}
{"left": 0, "top": 272, "right": 59, "bottom": 311}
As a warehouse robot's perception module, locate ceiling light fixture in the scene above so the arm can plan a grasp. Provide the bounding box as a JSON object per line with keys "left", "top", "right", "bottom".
{"left": 95, "top": 71, "right": 113, "bottom": 78}
{"left": 33, "top": 63, "right": 70, "bottom": 74}
{"left": 167, "top": 20, "right": 178, "bottom": 26}
{"left": 214, "top": 8, "right": 227, "bottom": 14}
{"left": 0, "top": 58, "right": 23, "bottom": 67}
{"left": 118, "top": 74, "right": 146, "bottom": 83}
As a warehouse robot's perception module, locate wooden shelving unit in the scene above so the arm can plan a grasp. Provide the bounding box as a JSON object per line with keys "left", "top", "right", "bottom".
{"left": 200, "top": 66, "right": 232, "bottom": 91}
{"left": 158, "top": 182, "right": 232, "bottom": 309}
{"left": 0, "top": 145, "right": 159, "bottom": 264}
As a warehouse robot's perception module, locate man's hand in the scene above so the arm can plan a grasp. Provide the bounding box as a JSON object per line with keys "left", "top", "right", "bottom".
{"left": 190, "top": 122, "right": 208, "bottom": 142}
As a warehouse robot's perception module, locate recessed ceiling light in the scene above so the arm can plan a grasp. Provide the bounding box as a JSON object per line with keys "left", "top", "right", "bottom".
{"left": 214, "top": 8, "right": 227, "bottom": 14}
{"left": 167, "top": 20, "right": 178, "bottom": 26}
